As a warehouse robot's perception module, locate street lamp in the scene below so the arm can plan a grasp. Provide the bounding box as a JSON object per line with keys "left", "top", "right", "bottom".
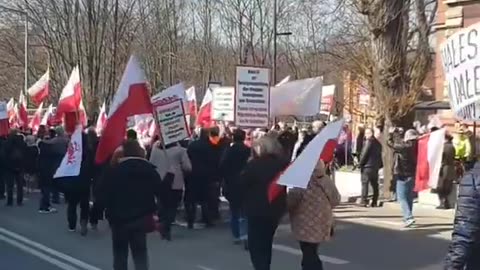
{"left": 272, "top": 0, "right": 292, "bottom": 85}
{"left": 0, "top": 5, "right": 28, "bottom": 95}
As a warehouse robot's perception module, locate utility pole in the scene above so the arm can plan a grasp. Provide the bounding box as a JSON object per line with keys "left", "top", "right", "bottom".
{"left": 272, "top": 0, "right": 292, "bottom": 85}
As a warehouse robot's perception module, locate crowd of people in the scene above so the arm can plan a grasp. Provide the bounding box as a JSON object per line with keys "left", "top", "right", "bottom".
{"left": 0, "top": 118, "right": 478, "bottom": 270}
{"left": 0, "top": 120, "right": 341, "bottom": 270}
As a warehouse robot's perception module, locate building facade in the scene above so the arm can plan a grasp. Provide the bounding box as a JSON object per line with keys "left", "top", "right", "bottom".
{"left": 434, "top": 0, "right": 480, "bottom": 122}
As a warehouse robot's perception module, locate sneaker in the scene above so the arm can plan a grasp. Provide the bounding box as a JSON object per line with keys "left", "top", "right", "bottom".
{"left": 405, "top": 219, "right": 416, "bottom": 228}
{"left": 68, "top": 228, "right": 76, "bottom": 232}
{"left": 80, "top": 222, "right": 88, "bottom": 236}
{"left": 90, "top": 224, "right": 98, "bottom": 231}
{"left": 39, "top": 208, "right": 57, "bottom": 214}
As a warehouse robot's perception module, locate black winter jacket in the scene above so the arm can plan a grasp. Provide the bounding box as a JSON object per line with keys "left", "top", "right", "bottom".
{"left": 219, "top": 142, "right": 251, "bottom": 204}
{"left": 359, "top": 137, "right": 382, "bottom": 170}
{"left": 240, "top": 155, "right": 289, "bottom": 219}
{"left": 445, "top": 161, "right": 480, "bottom": 270}
{"left": 387, "top": 134, "right": 417, "bottom": 178}
{"left": 97, "top": 158, "right": 162, "bottom": 226}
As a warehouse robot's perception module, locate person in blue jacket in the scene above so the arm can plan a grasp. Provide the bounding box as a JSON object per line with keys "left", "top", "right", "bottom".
{"left": 445, "top": 161, "right": 480, "bottom": 269}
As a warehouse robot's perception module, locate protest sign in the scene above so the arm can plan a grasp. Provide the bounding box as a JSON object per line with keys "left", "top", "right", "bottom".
{"left": 151, "top": 82, "right": 186, "bottom": 107}
{"left": 235, "top": 66, "right": 270, "bottom": 127}
{"left": 0, "top": 101, "right": 7, "bottom": 120}
{"left": 320, "top": 85, "right": 335, "bottom": 115}
{"left": 154, "top": 99, "right": 189, "bottom": 145}
{"left": 441, "top": 22, "right": 480, "bottom": 120}
{"left": 212, "top": 87, "right": 235, "bottom": 121}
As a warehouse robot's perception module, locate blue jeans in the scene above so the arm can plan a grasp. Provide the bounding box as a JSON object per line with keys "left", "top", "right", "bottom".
{"left": 230, "top": 205, "right": 248, "bottom": 240}
{"left": 396, "top": 176, "right": 414, "bottom": 222}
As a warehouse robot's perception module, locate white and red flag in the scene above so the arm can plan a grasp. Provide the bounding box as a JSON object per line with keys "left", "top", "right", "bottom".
{"left": 196, "top": 88, "right": 212, "bottom": 127}
{"left": 79, "top": 100, "right": 88, "bottom": 127}
{"left": 57, "top": 66, "right": 82, "bottom": 116}
{"left": 7, "top": 98, "right": 14, "bottom": 119}
{"left": 29, "top": 102, "right": 43, "bottom": 134}
{"left": 415, "top": 128, "right": 446, "bottom": 192}
{"left": 27, "top": 70, "right": 49, "bottom": 105}
{"left": 185, "top": 86, "right": 197, "bottom": 116}
{"left": 18, "top": 91, "right": 28, "bottom": 128}
{"left": 95, "top": 101, "right": 107, "bottom": 134}
{"left": 41, "top": 104, "right": 53, "bottom": 126}
{"left": 95, "top": 55, "right": 153, "bottom": 164}
{"left": 0, "top": 101, "right": 9, "bottom": 136}
{"left": 54, "top": 125, "right": 83, "bottom": 178}
{"left": 268, "top": 119, "right": 345, "bottom": 202}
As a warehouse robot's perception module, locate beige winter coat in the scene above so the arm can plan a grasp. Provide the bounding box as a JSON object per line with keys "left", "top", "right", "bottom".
{"left": 149, "top": 142, "right": 192, "bottom": 190}
{"left": 287, "top": 160, "right": 341, "bottom": 243}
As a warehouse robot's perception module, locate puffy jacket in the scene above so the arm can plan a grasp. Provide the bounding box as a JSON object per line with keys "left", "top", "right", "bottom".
{"left": 445, "top": 161, "right": 480, "bottom": 270}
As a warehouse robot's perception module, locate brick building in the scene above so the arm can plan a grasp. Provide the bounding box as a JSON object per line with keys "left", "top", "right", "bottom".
{"left": 434, "top": 0, "right": 480, "bottom": 123}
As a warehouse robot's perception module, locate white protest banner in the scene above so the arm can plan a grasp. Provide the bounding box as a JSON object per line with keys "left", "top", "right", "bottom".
{"left": 320, "top": 85, "right": 335, "bottom": 115}
{"left": 0, "top": 101, "right": 7, "bottom": 120}
{"left": 154, "top": 99, "right": 189, "bottom": 145}
{"left": 212, "top": 87, "right": 235, "bottom": 121}
{"left": 270, "top": 76, "right": 322, "bottom": 117}
{"left": 151, "top": 82, "right": 186, "bottom": 107}
{"left": 441, "top": 22, "right": 480, "bottom": 120}
{"left": 54, "top": 125, "right": 83, "bottom": 178}
{"left": 235, "top": 66, "right": 270, "bottom": 127}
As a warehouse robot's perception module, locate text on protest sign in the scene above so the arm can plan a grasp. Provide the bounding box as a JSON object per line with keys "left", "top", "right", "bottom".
{"left": 0, "top": 102, "right": 7, "bottom": 120}
{"left": 441, "top": 22, "right": 480, "bottom": 120}
{"left": 154, "top": 99, "right": 189, "bottom": 145}
{"left": 235, "top": 66, "right": 270, "bottom": 127}
{"left": 212, "top": 87, "right": 235, "bottom": 122}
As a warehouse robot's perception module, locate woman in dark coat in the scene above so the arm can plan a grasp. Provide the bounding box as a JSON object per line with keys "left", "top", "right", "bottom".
{"left": 437, "top": 134, "right": 456, "bottom": 209}
{"left": 239, "top": 135, "right": 289, "bottom": 270}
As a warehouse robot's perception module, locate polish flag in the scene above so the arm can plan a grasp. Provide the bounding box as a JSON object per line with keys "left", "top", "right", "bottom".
{"left": 41, "top": 104, "right": 53, "bottom": 126}
{"left": 196, "top": 88, "right": 212, "bottom": 127}
{"left": 57, "top": 66, "right": 82, "bottom": 116}
{"left": 276, "top": 75, "right": 291, "bottom": 86}
{"left": 10, "top": 103, "right": 19, "bottom": 128}
{"left": 18, "top": 92, "right": 28, "bottom": 128}
{"left": 95, "top": 101, "right": 107, "bottom": 134}
{"left": 29, "top": 102, "right": 43, "bottom": 134}
{"left": 0, "top": 101, "right": 9, "bottom": 136}
{"left": 185, "top": 86, "right": 197, "bottom": 116}
{"left": 95, "top": 55, "right": 153, "bottom": 164}
{"left": 27, "top": 70, "right": 49, "bottom": 105}
{"left": 415, "top": 128, "right": 445, "bottom": 192}
{"left": 7, "top": 98, "right": 14, "bottom": 119}
{"left": 79, "top": 100, "right": 88, "bottom": 127}
{"left": 269, "top": 119, "right": 345, "bottom": 202}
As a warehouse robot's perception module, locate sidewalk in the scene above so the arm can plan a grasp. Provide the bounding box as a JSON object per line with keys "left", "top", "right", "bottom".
{"left": 334, "top": 202, "right": 455, "bottom": 240}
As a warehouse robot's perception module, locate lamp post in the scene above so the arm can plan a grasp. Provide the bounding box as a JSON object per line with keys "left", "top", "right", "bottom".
{"left": 272, "top": 0, "right": 292, "bottom": 85}
{"left": 0, "top": 5, "right": 28, "bottom": 95}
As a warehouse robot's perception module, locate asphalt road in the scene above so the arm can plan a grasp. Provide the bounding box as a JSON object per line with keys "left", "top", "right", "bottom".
{"left": 0, "top": 193, "right": 450, "bottom": 270}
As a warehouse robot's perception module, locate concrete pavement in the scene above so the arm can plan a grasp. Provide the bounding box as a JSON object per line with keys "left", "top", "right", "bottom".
{"left": 0, "top": 193, "right": 453, "bottom": 270}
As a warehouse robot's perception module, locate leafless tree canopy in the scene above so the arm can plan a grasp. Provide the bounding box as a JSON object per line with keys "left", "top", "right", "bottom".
{"left": 0, "top": 0, "right": 436, "bottom": 119}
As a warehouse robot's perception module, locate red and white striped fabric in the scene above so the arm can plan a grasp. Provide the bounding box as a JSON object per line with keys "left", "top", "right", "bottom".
{"left": 79, "top": 100, "right": 88, "bottom": 127}
{"left": 0, "top": 101, "right": 9, "bottom": 136}
{"left": 7, "top": 98, "right": 14, "bottom": 119}
{"left": 57, "top": 66, "right": 82, "bottom": 116}
{"left": 41, "top": 104, "right": 53, "bottom": 126}
{"left": 95, "top": 101, "right": 107, "bottom": 135}
{"left": 27, "top": 70, "right": 49, "bottom": 106}
{"left": 29, "top": 102, "right": 44, "bottom": 134}
{"left": 196, "top": 88, "right": 212, "bottom": 127}
{"left": 415, "top": 128, "right": 446, "bottom": 192}
{"left": 185, "top": 86, "right": 197, "bottom": 116}
{"left": 18, "top": 92, "right": 28, "bottom": 128}
{"left": 95, "top": 55, "right": 153, "bottom": 164}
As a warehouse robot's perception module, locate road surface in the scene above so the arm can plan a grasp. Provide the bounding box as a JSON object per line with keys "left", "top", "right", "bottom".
{"left": 0, "top": 193, "right": 453, "bottom": 270}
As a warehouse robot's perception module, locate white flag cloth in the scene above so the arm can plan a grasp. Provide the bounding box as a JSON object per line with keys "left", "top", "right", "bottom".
{"left": 54, "top": 125, "right": 83, "bottom": 178}
{"left": 278, "top": 119, "right": 345, "bottom": 188}
{"left": 270, "top": 76, "right": 322, "bottom": 117}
